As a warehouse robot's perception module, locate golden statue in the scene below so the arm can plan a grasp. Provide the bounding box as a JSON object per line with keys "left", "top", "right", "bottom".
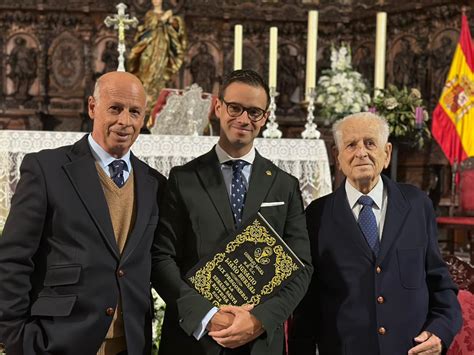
{"left": 128, "top": 0, "right": 187, "bottom": 121}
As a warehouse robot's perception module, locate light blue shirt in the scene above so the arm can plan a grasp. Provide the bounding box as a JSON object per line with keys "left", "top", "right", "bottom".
{"left": 345, "top": 177, "right": 387, "bottom": 240}
{"left": 192, "top": 143, "right": 256, "bottom": 340}
{"left": 88, "top": 134, "right": 132, "bottom": 181}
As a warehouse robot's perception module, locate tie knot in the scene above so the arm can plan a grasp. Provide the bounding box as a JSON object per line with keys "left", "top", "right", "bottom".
{"left": 358, "top": 195, "right": 374, "bottom": 207}
{"left": 109, "top": 159, "right": 127, "bottom": 177}
{"left": 226, "top": 159, "right": 249, "bottom": 173}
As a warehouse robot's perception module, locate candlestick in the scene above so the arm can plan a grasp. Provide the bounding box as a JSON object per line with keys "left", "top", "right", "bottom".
{"left": 301, "top": 88, "right": 321, "bottom": 139}
{"left": 234, "top": 24, "right": 243, "bottom": 70}
{"left": 269, "top": 27, "right": 278, "bottom": 88}
{"left": 262, "top": 87, "right": 282, "bottom": 139}
{"left": 415, "top": 107, "right": 423, "bottom": 129}
{"left": 374, "top": 12, "right": 387, "bottom": 97}
{"left": 305, "top": 10, "right": 318, "bottom": 101}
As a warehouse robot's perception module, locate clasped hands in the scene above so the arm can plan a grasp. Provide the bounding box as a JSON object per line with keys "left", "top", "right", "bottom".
{"left": 207, "top": 304, "right": 264, "bottom": 349}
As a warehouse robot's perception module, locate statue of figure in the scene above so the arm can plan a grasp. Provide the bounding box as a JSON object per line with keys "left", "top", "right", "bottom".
{"left": 277, "top": 45, "right": 299, "bottom": 110}
{"left": 128, "top": 0, "right": 187, "bottom": 112}
{"left": 189, "top": 43, "right": 216, "bottom": 93}
{"left": 431, "top": 36, "right": 454, "bottom": 99}
{"left": 7, "top": 37, "right": 37, "bottom": 99}
{"left": 101, "top": 40, "right": 119, "bottom": 74}
{"left": 393, "top": 38, "right": 417, "bottom": 88}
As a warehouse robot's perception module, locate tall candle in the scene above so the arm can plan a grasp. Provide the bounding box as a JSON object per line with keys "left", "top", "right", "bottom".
{"left": 415, "top": 107, "right": 424, "bottom": 128}
{"left": 269, "top": 27, "right": 278, "bottom": 88}
{"left": 234, "top": 24, "right": 243, "bottom": 70}
{"left": 374, "top": 12, "right": 387, "bottom": 96}
{"left": 305, "top": 10, "right": 318, "bottom": 101}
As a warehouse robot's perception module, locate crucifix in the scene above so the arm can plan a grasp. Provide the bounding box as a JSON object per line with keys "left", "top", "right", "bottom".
{"left": 104, "top": 3, "right": 138, "bottom": 72}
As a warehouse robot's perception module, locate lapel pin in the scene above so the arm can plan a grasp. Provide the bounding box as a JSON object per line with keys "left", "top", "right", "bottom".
{"left": 266, "top": 170, "right": 272, "bottom": 176}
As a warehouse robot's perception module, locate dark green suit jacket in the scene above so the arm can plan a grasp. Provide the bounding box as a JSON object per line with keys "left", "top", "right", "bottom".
{"left": 151, "top": 148, "right": 313, "bottom": 355}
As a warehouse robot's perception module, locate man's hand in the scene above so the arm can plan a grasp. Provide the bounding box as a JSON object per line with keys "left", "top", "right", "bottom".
{"left": 208, "top": 305, "right": 264, "bottom": 349}
{"left": 207, "top": 310, "right": 235, "bottom": 332}
{"left": 408, "top": 331, "right": 442, "bottom": 354}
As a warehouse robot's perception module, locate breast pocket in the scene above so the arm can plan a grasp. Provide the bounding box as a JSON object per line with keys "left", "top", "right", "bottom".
{"left": 397, "top": 247, "right": 425, "bottom": 289}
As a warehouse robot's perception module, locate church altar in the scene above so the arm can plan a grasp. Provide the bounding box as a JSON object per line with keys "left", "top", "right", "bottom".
{"left": 0, "top": 130, "right": 332, "bottom": 228}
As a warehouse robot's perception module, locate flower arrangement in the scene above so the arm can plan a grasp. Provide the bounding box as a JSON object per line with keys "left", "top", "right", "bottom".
{"left": 371, "top": 84, "right": 431, "bottom": 148}
{"left": 151, "top": 289, "right": 166, "bottom": 354}
{"left": 315, "top": 43, "right": 371, "bottom": 125}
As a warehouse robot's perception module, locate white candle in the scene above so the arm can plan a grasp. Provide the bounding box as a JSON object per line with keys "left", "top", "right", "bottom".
{"left": 269, "top": 27, "right": 278, "bottom": 88}
{"left": 305, "top": 10, "right": 318, "bottom": 101}
{"left": 374, "top": 12, "right": 387, "bottom": 96}
{"left": 234, "top": 24, "right": 243, "bottom": 70}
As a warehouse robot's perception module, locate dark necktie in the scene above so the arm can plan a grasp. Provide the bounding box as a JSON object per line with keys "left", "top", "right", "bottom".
{"left": 109, "top": 159, "right": 128, "bottom": 188}
{"left": 226, "top": 160, "right": 249, "bottom": 227}
{"left": 357, "top": 195, "right": 380, "bottom": 257}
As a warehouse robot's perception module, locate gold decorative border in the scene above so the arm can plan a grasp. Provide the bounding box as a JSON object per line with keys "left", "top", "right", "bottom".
{"left": 188, "top": 218, "right": 299, "bottom": 307}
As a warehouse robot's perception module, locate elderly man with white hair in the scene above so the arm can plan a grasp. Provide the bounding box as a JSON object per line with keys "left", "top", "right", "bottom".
{"left": 289, "top": 112, "right": 462, "bottom": 355}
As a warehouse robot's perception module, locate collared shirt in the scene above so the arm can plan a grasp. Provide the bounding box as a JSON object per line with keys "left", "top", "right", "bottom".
{"left": 193, "top": 143, "right": 256, "bottom": 341}
{"left": 88, "top": 134, "right": 132, "bottom": 182}
{"left": 345, "top": 177, "right": 388, "bottom": 240}
{"left": 215, "top": 143, "right": 255, "bottom": 197}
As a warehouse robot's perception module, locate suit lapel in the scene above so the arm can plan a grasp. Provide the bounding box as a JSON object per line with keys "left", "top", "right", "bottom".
{"left": 377, "top": 176, "right": 410, "bottom": 264}
{"left": 64, "top": 136, "right": 120, "bottom": 259}
{"left": 121, "top": 154, "right": 157, "bottom": 263}
{"left": 241, "top": 152, "right": 276, "bottom": 223}
{"left": 332, "top": 182, "right": 373, "bottom": 262}
{"left": 196, "top": 149, "right": 235, "bottom": 233}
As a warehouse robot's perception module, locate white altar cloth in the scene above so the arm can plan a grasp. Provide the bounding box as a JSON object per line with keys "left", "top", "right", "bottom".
{"left": 0, "top": 130, "right": 332, "bottom": 228}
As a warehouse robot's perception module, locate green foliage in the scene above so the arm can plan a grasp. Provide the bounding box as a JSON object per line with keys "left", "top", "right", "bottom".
{"left": 371, "top": 84, "right": 431, "bottom": 148}
{"left": 151, "top": 289, "right": 166, "bottom": 354}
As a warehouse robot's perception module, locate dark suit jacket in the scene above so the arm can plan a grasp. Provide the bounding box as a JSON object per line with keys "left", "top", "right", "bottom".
{"left": 151, "top": 148, "right": 313, "bottom": 355}
{"left": 289, "top": 175, "right": 462, "bottom": 355}
{"left": 0, "top": 135, "right": 166, "bottom": 355}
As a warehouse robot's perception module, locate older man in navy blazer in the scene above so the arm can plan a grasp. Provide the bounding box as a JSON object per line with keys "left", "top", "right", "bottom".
{"left": 289, "top": 112, "right": 461, "bottom": 354}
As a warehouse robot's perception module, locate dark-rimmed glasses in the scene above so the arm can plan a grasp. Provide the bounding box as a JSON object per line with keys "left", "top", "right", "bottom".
{"left": 221, "top": 99, "right": 267, "bottom": 122}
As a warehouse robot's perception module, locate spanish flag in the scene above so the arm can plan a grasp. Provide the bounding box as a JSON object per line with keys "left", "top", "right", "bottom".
{"left": 432, "top": 14, "right": 474, "bottom": 166}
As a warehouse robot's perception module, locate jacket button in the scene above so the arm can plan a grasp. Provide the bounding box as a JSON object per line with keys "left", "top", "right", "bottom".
{"left": 117, "top": 269, "right": 125, "bottom": 277}
{"left": 378, "top": 327, "right": 386, "bottom": 335}
{"left": 106, "top": 307, "right": 115, "bottom": 316}
{"left": 377, "top": 296, "right": 385, "bottom": 304}
{"left": 376, "top": 266, "right": 382, "bottom": 274}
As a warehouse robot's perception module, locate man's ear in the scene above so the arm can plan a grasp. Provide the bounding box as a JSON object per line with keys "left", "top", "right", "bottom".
{"left": 88, "top": 96, "right": 96, "bottom": 120}
{"left": 384, "top": 142, "right": 392, "bottom": 169}
{"left": 214, "top": 99, "right": 222, "bottom": 119}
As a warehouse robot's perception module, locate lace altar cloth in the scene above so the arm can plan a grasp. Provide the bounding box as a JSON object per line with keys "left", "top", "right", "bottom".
{"left": 0, "top": 130, "right": 332, "bottom": 228}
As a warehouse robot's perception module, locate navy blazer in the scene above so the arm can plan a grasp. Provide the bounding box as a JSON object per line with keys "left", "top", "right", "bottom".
{"left": 0, "top": 135, "right": 166, "bottom": 355}
{"left": 289, "top": 175, "right": 462, "bottom": 355}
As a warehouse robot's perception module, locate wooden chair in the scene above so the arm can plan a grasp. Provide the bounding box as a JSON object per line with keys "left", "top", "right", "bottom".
{"left": 437, "top": 157, "right": 474, "bottom": 263}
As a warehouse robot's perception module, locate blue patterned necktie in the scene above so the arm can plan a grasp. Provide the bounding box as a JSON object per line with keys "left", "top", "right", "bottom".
{"left": 226, "top": 160, "right": 249, "bottom": 227}
{"left": 357, "top": 195, "right": 380, "bottom": 257}
{"left": 109, "top": 159, "right": 128, "bottom": 188}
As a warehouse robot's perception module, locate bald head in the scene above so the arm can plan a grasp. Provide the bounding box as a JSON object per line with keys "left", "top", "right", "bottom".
{"left": 88, "top": 71, "right": 147, "bottom": 158}
{"left": 93, "top": 71, "right": 147, "bottom": 107}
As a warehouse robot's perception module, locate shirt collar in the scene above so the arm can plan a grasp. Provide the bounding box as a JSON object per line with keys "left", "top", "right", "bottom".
{"left": 215, "top": 143, "right": 255, "bottom": 165}
{"left": 345, "top": 177, "right": 384, "bottom": 210}
{"left": 87, "top": 134, "right": 132, "bottom": 172}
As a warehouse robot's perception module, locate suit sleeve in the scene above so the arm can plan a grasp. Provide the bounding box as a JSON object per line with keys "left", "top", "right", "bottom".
{"left": 0, "top": 154, "right": 48, "bottom": 354}
{"left": 250, "top": 177, "right": 313, "bottom": 346}
{"left": 422, "top": 196, "right": 462, "bottom": 349}
{"left": 151, "top": 169, "right": 215, "bottom": 336}
{"left": 287, "top": 201, "right": 321, "bottom": 355}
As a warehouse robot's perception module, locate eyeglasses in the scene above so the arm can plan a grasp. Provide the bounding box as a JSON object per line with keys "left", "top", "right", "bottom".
{"left": 221, "top": 99, "right": 267, "bottom": 122}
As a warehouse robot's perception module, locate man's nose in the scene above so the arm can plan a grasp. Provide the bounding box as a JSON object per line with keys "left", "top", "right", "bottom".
{"left": 355, "top": 144, "right": 368, "bottom": 157}
{"left": 117, "top": 110, "right": 131, "bottom": 125}
{"left": 236, "top": 110, "right": 251, "bottom": 124}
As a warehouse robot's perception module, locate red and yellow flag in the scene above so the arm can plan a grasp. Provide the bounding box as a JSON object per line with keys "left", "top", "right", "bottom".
{"left": 432, "top": 14, "right": 474, "bottom": 166}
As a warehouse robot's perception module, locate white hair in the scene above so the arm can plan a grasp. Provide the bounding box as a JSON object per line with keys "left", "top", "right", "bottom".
{"left": 332, "top": 112, "right": 389, "bottom": 149}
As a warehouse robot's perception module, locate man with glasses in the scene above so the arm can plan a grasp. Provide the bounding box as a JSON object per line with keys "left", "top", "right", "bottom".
{"left": 151, "top": 69, "right": 312, "bottom": 355}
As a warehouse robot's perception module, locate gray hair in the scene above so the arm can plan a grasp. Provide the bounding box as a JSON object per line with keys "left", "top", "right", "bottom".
{"left": 332, "top": 112, "right": 390, "bottom": 149}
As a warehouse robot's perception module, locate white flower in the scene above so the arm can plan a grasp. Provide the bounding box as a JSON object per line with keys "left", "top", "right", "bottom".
{"left": 384, "top": 97, "right": 399, "bottom": 110}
